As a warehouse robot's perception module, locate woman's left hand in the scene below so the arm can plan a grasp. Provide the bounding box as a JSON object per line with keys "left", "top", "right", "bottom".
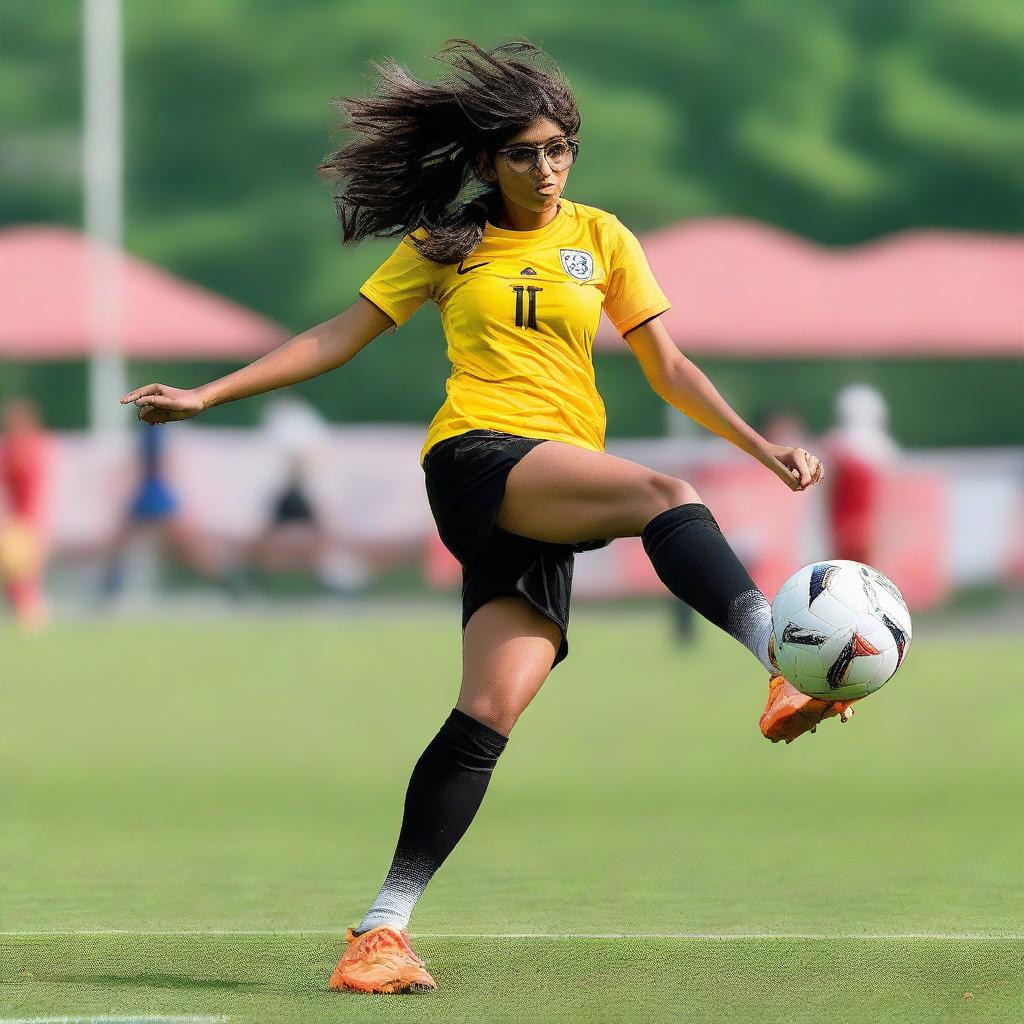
{"left": 765, "top": 444, "right": 825, "bottom": 492}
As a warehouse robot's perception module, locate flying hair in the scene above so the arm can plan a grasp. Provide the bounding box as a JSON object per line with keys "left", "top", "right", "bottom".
{"left": 318, "top": 38, "right": 581, "bottom": 264}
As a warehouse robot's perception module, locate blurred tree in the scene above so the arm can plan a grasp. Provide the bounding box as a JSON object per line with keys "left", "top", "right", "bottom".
{"left": 1, "top": 0, "right": 1021, "bottom": 442}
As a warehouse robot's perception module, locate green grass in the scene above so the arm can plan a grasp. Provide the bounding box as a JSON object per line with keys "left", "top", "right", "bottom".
{"left": 4, "top": 934, "right": 1022, "bottom": 1023}
{"left": 2, "top": 609, "right": 1023, "bottom": 1022}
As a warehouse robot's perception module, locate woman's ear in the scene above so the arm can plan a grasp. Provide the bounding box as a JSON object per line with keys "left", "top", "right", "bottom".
{"left": 474, "top": 150, "right": 497, "bottom": 183}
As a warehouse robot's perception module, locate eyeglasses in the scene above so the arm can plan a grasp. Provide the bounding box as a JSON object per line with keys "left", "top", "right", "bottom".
{"left": 494, "top": 138, "right": 579, "bottom": 174}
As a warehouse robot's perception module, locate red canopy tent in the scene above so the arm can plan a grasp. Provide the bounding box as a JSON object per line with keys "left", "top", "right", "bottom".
{"left": 596, "top": 218, "right": 1024, "bottom": 357}
{"left": 6, "top": 221, "right": 1019, "bottom": 360}
{"left": 0, "top": 224, "right": 286, "bottom": 359}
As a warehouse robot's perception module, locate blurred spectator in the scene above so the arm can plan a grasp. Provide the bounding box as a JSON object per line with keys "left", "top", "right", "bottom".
{"left": 245, "top": 396, "right": 370, "bottom": 592}
{"left": 824, "top": 384, "right": 899, "bottom": 564}
{"left": 759, "top": 407, "right": 814, "bottom": 451}
{"left": 100, "top": 423, "right": 238, "bottom": 597}
{"left": 0, "top": 397, "right": 52, "bottom": 631}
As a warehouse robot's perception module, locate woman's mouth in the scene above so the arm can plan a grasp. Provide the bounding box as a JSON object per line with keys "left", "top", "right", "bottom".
{"left": 536, "top": 183, "right": 558, "bottom": 194}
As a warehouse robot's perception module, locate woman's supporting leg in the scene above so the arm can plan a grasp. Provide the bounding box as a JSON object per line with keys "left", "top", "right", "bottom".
{"left": 497, "top": 440, "right": 773, "bottom": 671}
{"left": 355, "top": 596, "right": 562, "bottom": 933}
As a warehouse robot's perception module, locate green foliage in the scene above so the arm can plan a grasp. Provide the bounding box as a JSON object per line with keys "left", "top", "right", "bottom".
{"left": 695, "top": 357, "right": 1024, "bottom": 448}
{"left": 2, "top": 1, "right": 1021, "bottom": 442}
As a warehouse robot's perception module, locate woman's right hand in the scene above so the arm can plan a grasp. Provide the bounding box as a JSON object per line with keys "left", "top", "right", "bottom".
{"left": 120, "top": 383, "right": 206, "bottom": 425}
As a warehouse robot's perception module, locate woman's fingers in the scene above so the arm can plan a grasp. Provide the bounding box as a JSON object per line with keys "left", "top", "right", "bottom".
{"left": 774, "top": 447, "right": 824, "bottom": 492}
{"left": 124, "top": 385, "right": 202, "bottom": 424}
{"left": 132, "top": 394, "right": 179, "bottom": 409}
{"left": 781, "top": 465, "right": 802, "bottom": 491}
{"left": 792, "top": 448, "right": 813, "bottom": 487}
{"left": 121, "top": 383, "right": 163, "bottom": 405}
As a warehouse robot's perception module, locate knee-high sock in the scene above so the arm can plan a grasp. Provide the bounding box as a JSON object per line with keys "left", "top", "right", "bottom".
{"left": 641, "top": 503, "right": 774, "bottom": 672}
{"left": 356, "top": 708, "right": 508, "bottom": 933}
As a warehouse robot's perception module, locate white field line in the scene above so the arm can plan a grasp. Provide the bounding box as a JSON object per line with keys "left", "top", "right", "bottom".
{"left": 0, "top": 929, "right": 1021, "bottom": 940}
{"left": 0, "top": 1017, "right": 228, "bottom": 1024}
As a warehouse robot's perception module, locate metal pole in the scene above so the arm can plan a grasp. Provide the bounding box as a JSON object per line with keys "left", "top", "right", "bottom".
{"left": 83, "top": 0, "right": 126, "bottom": 432}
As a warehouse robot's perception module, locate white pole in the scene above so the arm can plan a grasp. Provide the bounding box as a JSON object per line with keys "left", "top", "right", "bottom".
{"left": 83, "top": 0, "right": 126, "bottom": 433}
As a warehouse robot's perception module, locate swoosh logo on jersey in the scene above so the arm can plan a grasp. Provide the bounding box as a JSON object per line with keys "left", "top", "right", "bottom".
{"left": 456, "top": 260, "right": 491, "bottom": 275}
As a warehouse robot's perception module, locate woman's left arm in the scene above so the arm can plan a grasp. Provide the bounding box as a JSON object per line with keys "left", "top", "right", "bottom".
{"left": 623, "top": 317, "right": 823, "bottom": 492}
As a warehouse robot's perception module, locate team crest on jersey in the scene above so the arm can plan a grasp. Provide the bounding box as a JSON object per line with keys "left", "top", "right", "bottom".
{"left": 559, "top": 248, "right": 594, "bottom": 282}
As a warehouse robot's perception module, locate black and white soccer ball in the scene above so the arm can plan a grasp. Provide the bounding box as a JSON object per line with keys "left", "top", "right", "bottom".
{"left": 771, "top": 560, "right": 912, "bottom": 701}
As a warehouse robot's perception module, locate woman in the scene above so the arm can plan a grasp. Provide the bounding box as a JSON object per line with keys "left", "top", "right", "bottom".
{"left": 122, "top": 39, "right": 859, "bottom": 995}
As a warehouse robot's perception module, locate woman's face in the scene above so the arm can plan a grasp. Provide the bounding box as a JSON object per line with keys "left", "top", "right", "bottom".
{"left": 479, "top": 116, "right": 574, "bottom": 218}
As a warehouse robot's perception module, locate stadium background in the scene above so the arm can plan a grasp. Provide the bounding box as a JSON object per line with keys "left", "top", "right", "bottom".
{"left": 2, "top": 2, "right": 1023, "bottom": 1022}
{"left": 4, "top": 1, "right": 1022, "bottom": 443}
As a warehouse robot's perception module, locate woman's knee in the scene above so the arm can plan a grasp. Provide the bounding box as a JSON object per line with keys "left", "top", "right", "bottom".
{"left": 456, "top": 695, "right": 516, "bottom": 736}
{"left": 643, "top": 473, "right": 702, "bottom": 521}
{"left": 456, "top": 676, "right": 547, "bottom": 735}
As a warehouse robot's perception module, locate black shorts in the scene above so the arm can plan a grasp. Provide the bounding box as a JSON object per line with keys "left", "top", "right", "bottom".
{"left": 422, "top": 429, "right": 610, "bottom": 670}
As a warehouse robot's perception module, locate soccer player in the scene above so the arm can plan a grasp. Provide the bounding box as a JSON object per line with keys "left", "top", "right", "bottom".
{"left": 121, "top": 39, "right": 859, "bottom": 994}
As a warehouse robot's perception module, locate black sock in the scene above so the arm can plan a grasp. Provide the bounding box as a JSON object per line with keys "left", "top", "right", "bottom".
{"left": 641, "top": 503, "right": 774, "bottom": 671}
{"left": 355, "top": 708, "right": 508, "bottom": 932}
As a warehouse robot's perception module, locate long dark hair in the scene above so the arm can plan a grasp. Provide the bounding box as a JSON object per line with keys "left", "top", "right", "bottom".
{"left": 319, "top": 39, "right": 580, "bottom": 264}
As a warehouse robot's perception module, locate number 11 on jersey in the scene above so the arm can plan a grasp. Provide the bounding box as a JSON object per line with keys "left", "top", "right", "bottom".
{"left": 511, "top": 285, "right": 543, "bottom": 330}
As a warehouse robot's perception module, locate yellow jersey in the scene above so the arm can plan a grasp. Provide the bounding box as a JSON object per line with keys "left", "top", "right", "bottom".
{"left": 358, "top": 199, "right": 671, "bottom": 466}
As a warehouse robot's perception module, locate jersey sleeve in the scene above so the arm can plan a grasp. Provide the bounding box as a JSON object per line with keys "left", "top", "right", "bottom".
{"left": 359, "top": 233, "right": 436, "bottom": 328}
{"left": 602, "top": 217, "right": 672, "bottom": 336}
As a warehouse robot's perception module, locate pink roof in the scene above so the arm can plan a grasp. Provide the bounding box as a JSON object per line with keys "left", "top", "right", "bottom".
{"left": 0, "top": 225, "right": 287, "bottom": 358}
{"left": 596, "top": 218, "right": 1024, "bottom": 356}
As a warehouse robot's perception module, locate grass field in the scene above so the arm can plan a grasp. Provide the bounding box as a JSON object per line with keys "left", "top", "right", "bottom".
{"left": 3, "top": 606, "right": 1023, "bottom": 1022}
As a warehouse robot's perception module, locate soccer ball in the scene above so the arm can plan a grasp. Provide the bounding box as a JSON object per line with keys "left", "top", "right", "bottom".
{"left": 771, "top": 561, "right": 912, "bottom": 701}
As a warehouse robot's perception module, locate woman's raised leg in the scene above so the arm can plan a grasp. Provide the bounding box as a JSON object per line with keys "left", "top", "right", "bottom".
{"left": 496, "top": 440, "right": 775, "bottom": 674}
{"left": 496, "top": 440, "right": 853, "bottom": 742}
{"left": 496, "top": 441, "right": 700, "bottom": 543}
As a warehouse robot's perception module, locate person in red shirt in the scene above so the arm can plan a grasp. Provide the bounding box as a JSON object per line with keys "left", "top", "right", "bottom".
{"left": 0, "top": 397, "right": 52, "bottom": 630}
{"left": 824, "top": 385, "right": 898, "bottom": 565}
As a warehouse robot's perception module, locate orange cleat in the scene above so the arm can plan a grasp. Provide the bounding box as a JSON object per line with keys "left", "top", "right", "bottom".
{"left": 328, "top": 925, "right": 437, "bottom": 994}
{"left": 759, "top": 674, "right": 856, "bottom": 744}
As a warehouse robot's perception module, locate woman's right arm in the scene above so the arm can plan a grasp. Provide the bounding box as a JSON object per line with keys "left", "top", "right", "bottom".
{"left": 121, "top": 297, "right": 395, "bottom": 424}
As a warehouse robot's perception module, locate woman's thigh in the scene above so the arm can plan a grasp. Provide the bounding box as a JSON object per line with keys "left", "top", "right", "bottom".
{"left": 496, "top": 440, "right": 701, "bottom": 545}
{"left": 457, "top": 595, "right": 563, "bottom": 736}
